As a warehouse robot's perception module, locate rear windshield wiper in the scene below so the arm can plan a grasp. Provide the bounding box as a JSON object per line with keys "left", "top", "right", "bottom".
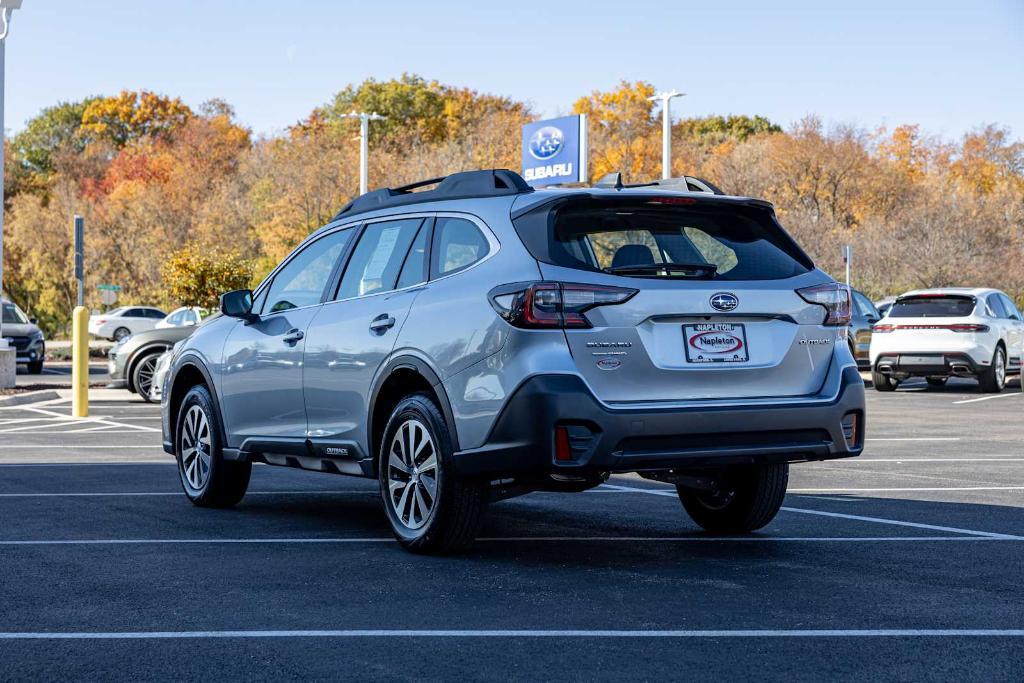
{"left": 602, "top": 263, "right": 718, "bottom": 279}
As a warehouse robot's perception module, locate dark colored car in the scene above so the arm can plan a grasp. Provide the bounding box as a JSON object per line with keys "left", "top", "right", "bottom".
{"left": 2, "top": 298, "right": 45, "bottom": 374}
{"left": 108, "top": 325, "right": 196, "bottom": 402}
{"left": 849, "top": 289, "right": 881, "bottom": 370}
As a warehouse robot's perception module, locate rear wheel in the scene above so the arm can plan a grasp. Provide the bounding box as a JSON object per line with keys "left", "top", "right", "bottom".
{"left": 176, "top": 384, "right": 251, "bottom": 508}
{"left": 872, "top": 369, "right": 898, "bottom": 392}
{"left": 978, "top": 346, "right": 1007, "bottom": 393}
{"left": 112, "top": 327, "right": 131, "bottom": 342}
{"left": 678, "top": 464, "right": 789, "bottom": 533}
{"left": 379, "top": 393, "right": 487, "bottom": 554}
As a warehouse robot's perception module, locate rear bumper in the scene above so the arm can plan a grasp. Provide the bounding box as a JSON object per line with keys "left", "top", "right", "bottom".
{"left": 874, "top": 352, "right": 982, "bottom": 377}
{"left": 453, "top": 362, "right": 865, "bottom": 480}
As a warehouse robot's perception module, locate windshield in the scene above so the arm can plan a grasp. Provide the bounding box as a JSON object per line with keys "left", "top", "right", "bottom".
{"left": 890, "top": 296, "right": 976, "bottom": 318}
{"left": 2, "top": 302, "right": 29, "bottom": 324}
{"left": 512, "top": 196, "right": 812, "bottom": 280}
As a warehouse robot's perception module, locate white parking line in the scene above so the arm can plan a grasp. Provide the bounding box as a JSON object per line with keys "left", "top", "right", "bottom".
{"left": 953, "top": 393, "right": 1021, "bottom": 405}
{"left": 599, "top": 483, "right": 1024, "bottom": 539}
{"left": 865, "top": 438, "right": 961, "bottom": 442}
{"left": 838, "top": 458, "right": 1024, "bottom": 463}
{"left": 0, "top": 628, "right": 1022, "bottom": 640}
{"left": 790, "top": 486, "right": 1024, "bottom": 493}
{"left": 0, "top": 445, "right": 164, "bottom": 449}
{"left": 0, "top": 536, "right": 1019, "bottom": 547}
{"left": 0, "top": 490, "right": 363, "bottom": 498}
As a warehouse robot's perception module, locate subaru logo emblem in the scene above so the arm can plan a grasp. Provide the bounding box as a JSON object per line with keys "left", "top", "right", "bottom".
{"left": 710, "top": 293, "right": 739, "bottom": 312}
{"left": 528, "top": 126, "right": 564, "bottom": 160}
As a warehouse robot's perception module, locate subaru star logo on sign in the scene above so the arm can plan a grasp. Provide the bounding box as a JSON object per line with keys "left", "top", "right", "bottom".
{"left": 521, "top": 114, "right": 588, "bottom": 187}
{"left": 528, "top": 126, "right": 564, "bottom": 160}
{"left": 710, "top": 293, "right": 739, "bottom": 312}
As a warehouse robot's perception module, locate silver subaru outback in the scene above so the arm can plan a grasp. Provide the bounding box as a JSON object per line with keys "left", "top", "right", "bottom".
{"left": 161, "top": 169, "right": 864, "bottom": 553}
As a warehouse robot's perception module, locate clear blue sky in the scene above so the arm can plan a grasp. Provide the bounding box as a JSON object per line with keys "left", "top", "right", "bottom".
{"left": 6, "top": 0, "right": 1023, "bottom": 140}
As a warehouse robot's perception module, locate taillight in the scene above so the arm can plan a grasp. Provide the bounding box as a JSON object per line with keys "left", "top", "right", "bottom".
{"left": 797, "top": 282, "right": 851, "bottom": 327}
{"left": 488, "top": 282, "right": 638, "bottom": 329}
{"left": 876, "top": 323, "right": 989, "bottom": 333}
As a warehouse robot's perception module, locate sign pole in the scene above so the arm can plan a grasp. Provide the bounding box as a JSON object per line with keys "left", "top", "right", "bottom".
{"left": 843, "top": 245, "right": 852, "bottom": 287}
{"left": 72, "top": 215, "right": 88, "bottom": 417}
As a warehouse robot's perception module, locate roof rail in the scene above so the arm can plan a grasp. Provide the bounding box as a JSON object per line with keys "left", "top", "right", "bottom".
{"left": 593, "top": 171, "right": 724, "bottom": 195}
{"left": 333, "top": 169, "right": 533, "bottom": 220}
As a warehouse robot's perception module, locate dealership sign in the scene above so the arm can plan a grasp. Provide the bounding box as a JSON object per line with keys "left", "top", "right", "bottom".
{"left": 521, "top": 115, "right": 588, "bottom": 187}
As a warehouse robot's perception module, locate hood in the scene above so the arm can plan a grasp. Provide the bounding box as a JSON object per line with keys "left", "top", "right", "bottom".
{"left": 2, "top": 322, "right": 41, "bottom": 338}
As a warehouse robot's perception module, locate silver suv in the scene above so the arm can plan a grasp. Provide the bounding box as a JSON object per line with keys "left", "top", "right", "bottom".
{"left": 161, "top": 169, "right": 865, "bottom": 553}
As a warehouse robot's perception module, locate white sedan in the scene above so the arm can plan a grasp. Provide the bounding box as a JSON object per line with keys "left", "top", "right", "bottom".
{"left": 88, "top": 306, "right": 167, "bottom": 341}
{"left": 154, "top": 307, "right": 208, "bottom": 329}
{"left": 869, "top": 287, "right": 1024, "bottom": 392}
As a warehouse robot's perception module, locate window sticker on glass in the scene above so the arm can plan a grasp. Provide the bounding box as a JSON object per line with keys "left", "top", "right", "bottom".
{"left": 364, "top": 227, "right": 402, "bottom": 281}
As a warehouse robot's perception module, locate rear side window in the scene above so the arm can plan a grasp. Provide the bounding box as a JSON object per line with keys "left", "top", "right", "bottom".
{"left": 432, "top": 217, "right": 489, "bottom": 277}
{"left": 145, "top": 309, "right": 165, "bottom": 319}
{"left": 338, "top": 218, "right": 423, "bottom": 299}
{"left": 986, "top": 295, "right": 1008, "bottom": 318}
{"left": 1000, "top": 294, "right": 1022, "bottom": 321}
{"left": 512, "top": 196, "right": 812, "bottom": 281}
{"left": 890, "top": 296, "right": 976, "bottom": 318}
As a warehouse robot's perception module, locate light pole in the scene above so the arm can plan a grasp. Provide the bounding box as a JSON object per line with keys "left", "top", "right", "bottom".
{"left": 648, "top": 90, "right": 684, "bottom": 179}
{"left": 0, "top": 1, "right": 22, "bottom": 375}
{"left": 340, "top": 111, "right": 385, "bottom": 195}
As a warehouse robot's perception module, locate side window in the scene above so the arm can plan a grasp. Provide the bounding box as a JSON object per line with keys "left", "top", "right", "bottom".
{"left": 432, "top": 217, "right": 490, "bottom": 277}
{"left": 987, "top": 295, "right": 1007, "bottom": 319}
{"left": 337, "top": 218, "right": 424, "bottom": 299}
{"left": 165, "top": 310, "right": 183, "bottom": 325}
{"left": 396, "top": 221, "right": 431, "bottom": 289}
{"left": 123, "top": 308, "right": 143, "bottom": 318}
{"left": 1000, "top": 294, "right": 1021, "bottom": 321}
{"left": 263, "top": 228, "right": 353, "bottom": 314}
{"left": 147, "top": 309, "right": 165, "bottom": 319}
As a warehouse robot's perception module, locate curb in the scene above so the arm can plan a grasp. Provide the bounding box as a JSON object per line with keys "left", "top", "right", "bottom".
{"left": 0, "top": 389, "right": 62, "bottom": 407}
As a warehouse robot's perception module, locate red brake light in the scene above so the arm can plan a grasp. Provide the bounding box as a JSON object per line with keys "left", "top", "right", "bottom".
{"left": 489, "top": 282, "right": 638, "bottom": 329}
{"left": 797, "top": 283, "right": 851, "bottom": 327}
{"left": 646, "top": 196, "right": 698, "bottom": 206}
{"left": 872, "top": 324, "right": 896, "bottom": 333}
{"left": 873, "top": 323, "right": 989, "bottom": 333}
{"left": 948, "top": 324, "right": 989, "bottom": 333}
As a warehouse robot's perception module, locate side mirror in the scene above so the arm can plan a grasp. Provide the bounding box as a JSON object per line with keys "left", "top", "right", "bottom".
{"left": 29, "top": 318, "right": 38, "bottom": 325}
{"left": 220, "top": 289, "right": 257, "bottom": 322}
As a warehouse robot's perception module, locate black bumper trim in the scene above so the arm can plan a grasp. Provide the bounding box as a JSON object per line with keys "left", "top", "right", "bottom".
{"left": 453, "top": 364, "right": 865, "bottom": 479}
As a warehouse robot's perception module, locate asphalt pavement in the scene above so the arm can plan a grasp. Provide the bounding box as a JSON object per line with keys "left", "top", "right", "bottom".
{"left": 0, "top": 379, "right": 1021, "bottom": 680}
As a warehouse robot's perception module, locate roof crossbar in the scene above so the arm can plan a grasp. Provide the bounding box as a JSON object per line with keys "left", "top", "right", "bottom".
{"left": 333, "top": 169, "right": 533, "bottom": 220}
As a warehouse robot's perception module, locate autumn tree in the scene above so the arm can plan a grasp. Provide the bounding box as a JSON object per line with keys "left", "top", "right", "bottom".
{"left": 80, "top": 90, "right": 193, "bottom": 147}
{"left": 573, "top": 80, "right": 660, "bottom": 182}
{"left": 162, "top": 243, "right": 255, "bottom": 310}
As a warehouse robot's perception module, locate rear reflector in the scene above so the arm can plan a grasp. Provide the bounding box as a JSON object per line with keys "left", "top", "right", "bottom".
{"left": 554, "top": 426, "right": 572, "bottom": 461}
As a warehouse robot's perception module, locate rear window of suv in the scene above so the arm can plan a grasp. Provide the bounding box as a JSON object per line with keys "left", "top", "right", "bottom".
{"left": 889, "top": 295, "right": 976, "bottom": 318}
{"left": 511, "top": 196, "right": 813, "bottom": 281}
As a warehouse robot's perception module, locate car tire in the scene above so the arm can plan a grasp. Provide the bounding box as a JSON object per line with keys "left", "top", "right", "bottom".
{"left": 379, "top": 392, "right": 488, "bottom": 554}
{"left": 176, "top": 384, "right": 251, "bottom": 508}
{"left": 131, "top": 351, "right": 162, "bottom": 403}
{"left": 926, "top": 377, "right": 948, "bottom": 388}
{"left": 112, "top": 327, "right": 131, "bottom": 342}
{"left": 872, "top": 369, "right": 898, "bottom": 392}
{"left": 27, "top": 360, "right": 44, "bottom": 374}
{"left": 678, "top": 463, "right": 789, "bottom": 534}
{"left": 978, "top": 346, "right": 1007, "bottom": 393}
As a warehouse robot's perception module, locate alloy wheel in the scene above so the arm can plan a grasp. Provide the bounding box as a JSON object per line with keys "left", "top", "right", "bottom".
{"left": 136, "top": 355, "right": 158, "bottom": 396}
{"left": 386, "top": 419, "right": 438, "bottom": 530}
{"left": 995, "top": 350, "right": 1006, "bottom": 389}
{"left": 181, "top": 405, "right": 212, "bottom": 490}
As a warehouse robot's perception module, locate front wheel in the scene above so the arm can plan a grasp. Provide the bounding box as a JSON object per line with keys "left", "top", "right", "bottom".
{"left": 678, "top": 464, "right": 789, "bottom": 533}
{"left": 379, "top": 393, "right": 487, "bottom": 554}
{"left": 176, "top": 384, "right": 251, "bottom": 508}
{"left": 978, "top": 347, "right": 1007, "bottom": 393}
{"left": 132, "top": 351, "right": 161, "bottom": 403}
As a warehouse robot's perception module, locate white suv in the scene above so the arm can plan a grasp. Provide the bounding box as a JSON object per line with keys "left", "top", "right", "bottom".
{"left": 870, "top": 288, "right": 1024, "bottom": 392}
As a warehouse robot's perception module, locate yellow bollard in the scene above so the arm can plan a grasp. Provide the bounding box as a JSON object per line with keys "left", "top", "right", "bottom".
{"left": 71, "top": 306, "right": 89, "bottom": 418}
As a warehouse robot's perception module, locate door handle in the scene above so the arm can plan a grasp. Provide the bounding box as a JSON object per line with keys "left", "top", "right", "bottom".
{"left": 369, "top": 314, "right": 396, "bottom": 332}
{"left": 282, "top": 328, "right": 305, "bottom": 344}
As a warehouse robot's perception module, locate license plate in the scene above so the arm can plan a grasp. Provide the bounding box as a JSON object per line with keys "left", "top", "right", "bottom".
{"left": 900, "top": 355, "right": 942, "bottom": 366}
{"left": 683, "top": 323, "right": 749, "bottom": 363}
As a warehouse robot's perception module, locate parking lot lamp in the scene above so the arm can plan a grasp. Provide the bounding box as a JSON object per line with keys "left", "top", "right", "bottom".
{"left": 340, "top": 111, "right": 386, "bottom": 195}
{"left": 648, "top": 90, "right": 684, "bottom": 179}
{"left": 0, "top": 0, "right": 22, "bottom": 363}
